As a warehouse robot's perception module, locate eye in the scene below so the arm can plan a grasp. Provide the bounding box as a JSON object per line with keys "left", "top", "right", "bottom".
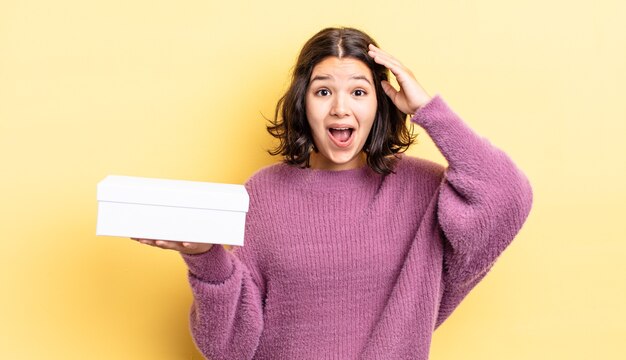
{"left": 315, "top": 88, "right": 331, "bottom": 96}
{"left": 353, "top": 89, "right": 367, "bottom": 97}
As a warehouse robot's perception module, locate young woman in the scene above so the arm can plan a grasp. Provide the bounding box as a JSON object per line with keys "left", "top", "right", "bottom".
{"left": 134, "top": 27, "right": 533, "bottom": 359}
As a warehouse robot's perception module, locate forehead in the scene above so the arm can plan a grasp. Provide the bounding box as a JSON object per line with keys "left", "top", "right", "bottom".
{"left": 310, "top": 56, "right": 373, "bottom": 80}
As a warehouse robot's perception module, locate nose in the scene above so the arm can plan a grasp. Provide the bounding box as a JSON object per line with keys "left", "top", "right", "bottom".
{"left": 330, "top": 93, "right": 350, "bottom": 117}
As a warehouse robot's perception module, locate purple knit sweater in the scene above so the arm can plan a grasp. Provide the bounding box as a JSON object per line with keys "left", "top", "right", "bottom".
{"left": 182, "top": 95, "right": 533, "bottom": 359}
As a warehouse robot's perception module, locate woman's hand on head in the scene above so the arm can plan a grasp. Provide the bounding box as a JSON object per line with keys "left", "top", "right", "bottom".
{"left": 368, "top": 44, "right": 432, "bottom": 115}
{"left": 131, "top": 238, "right": 213, "bottom": 255}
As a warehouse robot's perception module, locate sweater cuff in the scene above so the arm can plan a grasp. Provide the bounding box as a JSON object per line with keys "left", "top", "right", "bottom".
{"left": 410, "top": 94, "right": 448, "bottom": 127}
{"left": 181, "top": 244, "right": 234, "bottom": 283}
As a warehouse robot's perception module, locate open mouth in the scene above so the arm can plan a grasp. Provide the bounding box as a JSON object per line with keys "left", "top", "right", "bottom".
{"left": 328, "top": 127, "right": 354, "bottom": 146}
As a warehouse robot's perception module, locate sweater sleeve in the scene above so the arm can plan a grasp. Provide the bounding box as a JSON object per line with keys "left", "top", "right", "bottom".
{"left": 180, "top": 200, "right": 265, "bottom": 359}
{"left": 410, "top": 95, "right": 533, "bottom": 328}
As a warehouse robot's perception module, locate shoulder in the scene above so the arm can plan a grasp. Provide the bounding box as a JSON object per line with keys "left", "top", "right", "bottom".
{"left": 383, "top": 155, "right": 447, "bottom": 196}
{"left": 244, "top": 162, "right": 294, "bottom": 192}
{"left": 391, "top": 154, "right": 446, "bottom": 181}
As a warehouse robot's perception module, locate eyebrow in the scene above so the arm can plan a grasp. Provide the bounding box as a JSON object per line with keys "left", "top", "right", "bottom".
{"left": 310, "top": 74, "right": 373, "bottom": 85}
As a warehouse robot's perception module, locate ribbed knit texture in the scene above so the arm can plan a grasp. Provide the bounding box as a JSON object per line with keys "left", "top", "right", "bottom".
{"left": 182, "top": 95, "right": 533, "bottom": 360}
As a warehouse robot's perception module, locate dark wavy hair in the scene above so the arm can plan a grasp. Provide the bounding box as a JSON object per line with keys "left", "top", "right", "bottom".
{"left": 267, "top": 27, "right": 415, "bottom": 175}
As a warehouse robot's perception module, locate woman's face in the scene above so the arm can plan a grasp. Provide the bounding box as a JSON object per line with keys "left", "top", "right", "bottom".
{"left": 305, "top": 56, "right": 377, "bottom": 171}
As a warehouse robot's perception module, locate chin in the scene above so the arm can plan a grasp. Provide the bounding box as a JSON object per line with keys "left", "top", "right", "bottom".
{"left": 327, "top": 152, "right": 364, "bottom": 170}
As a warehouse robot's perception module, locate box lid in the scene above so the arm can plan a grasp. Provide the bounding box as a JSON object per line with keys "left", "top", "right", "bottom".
{"left": 97, "top": 175, "right": 249, "bottom": 212}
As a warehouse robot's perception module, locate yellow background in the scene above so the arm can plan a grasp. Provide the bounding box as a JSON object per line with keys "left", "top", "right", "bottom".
{"left": 1, "top": 0, "right": 624, "bottom": 359}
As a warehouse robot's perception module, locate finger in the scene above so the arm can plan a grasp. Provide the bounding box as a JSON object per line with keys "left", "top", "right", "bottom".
{"left": 181, "top": 242, "right": 200, "bottom": 251}
{"left": 380, "top": 80, "right": 399, "bottom": 100}
{"left": 369, "top": 49, "right": 398, "bottom": 69}
{"left": 369, "top": 54, "right": 412, "bottom": 86}
{"left": 137, "top": 238, "right": 156, "bottom": 246}
{"left": 180, "top": 242, "right": 214, "bottom": 255}
{"left": 155, "top": 240, "right": 184, "bottom": 251}
{"left": 181, "top": 242, "right": 203, "bottom": 250}
{"left": 368, "top": 44, "right": 394, "bottom": 59}
{"left": 368, "top": 44, "right": 403, "bottom": 69}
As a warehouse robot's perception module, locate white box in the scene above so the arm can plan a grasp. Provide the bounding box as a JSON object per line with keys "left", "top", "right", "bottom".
{"left": 96, "top": 175, "right": 249, "bottom": 245}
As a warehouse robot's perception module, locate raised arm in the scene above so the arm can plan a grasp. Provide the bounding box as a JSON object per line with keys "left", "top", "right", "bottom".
{"left": 410, "top": 96, "right": 533, "bottom": 326}
{"left": 369, "top": 44, "right": 533, "bottom": 327}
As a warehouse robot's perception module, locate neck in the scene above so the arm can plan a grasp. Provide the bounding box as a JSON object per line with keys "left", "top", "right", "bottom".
{"left": 309, "top": 152, "right": 367, "bottom": 171}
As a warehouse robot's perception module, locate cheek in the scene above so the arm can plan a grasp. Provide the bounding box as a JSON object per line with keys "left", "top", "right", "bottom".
{"left": 368, "top": 96, "right": 378, "bottom": 117}
{"left": 356, "top": 99, "right": 378, "bottom": 127}
{"left": 305, "top": 97, "right": 325, "bottom": 127}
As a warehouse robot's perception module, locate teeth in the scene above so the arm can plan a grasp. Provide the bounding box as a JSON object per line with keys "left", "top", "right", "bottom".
{"left": 331, "top": 128, "right": 350, "bottom": 130}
